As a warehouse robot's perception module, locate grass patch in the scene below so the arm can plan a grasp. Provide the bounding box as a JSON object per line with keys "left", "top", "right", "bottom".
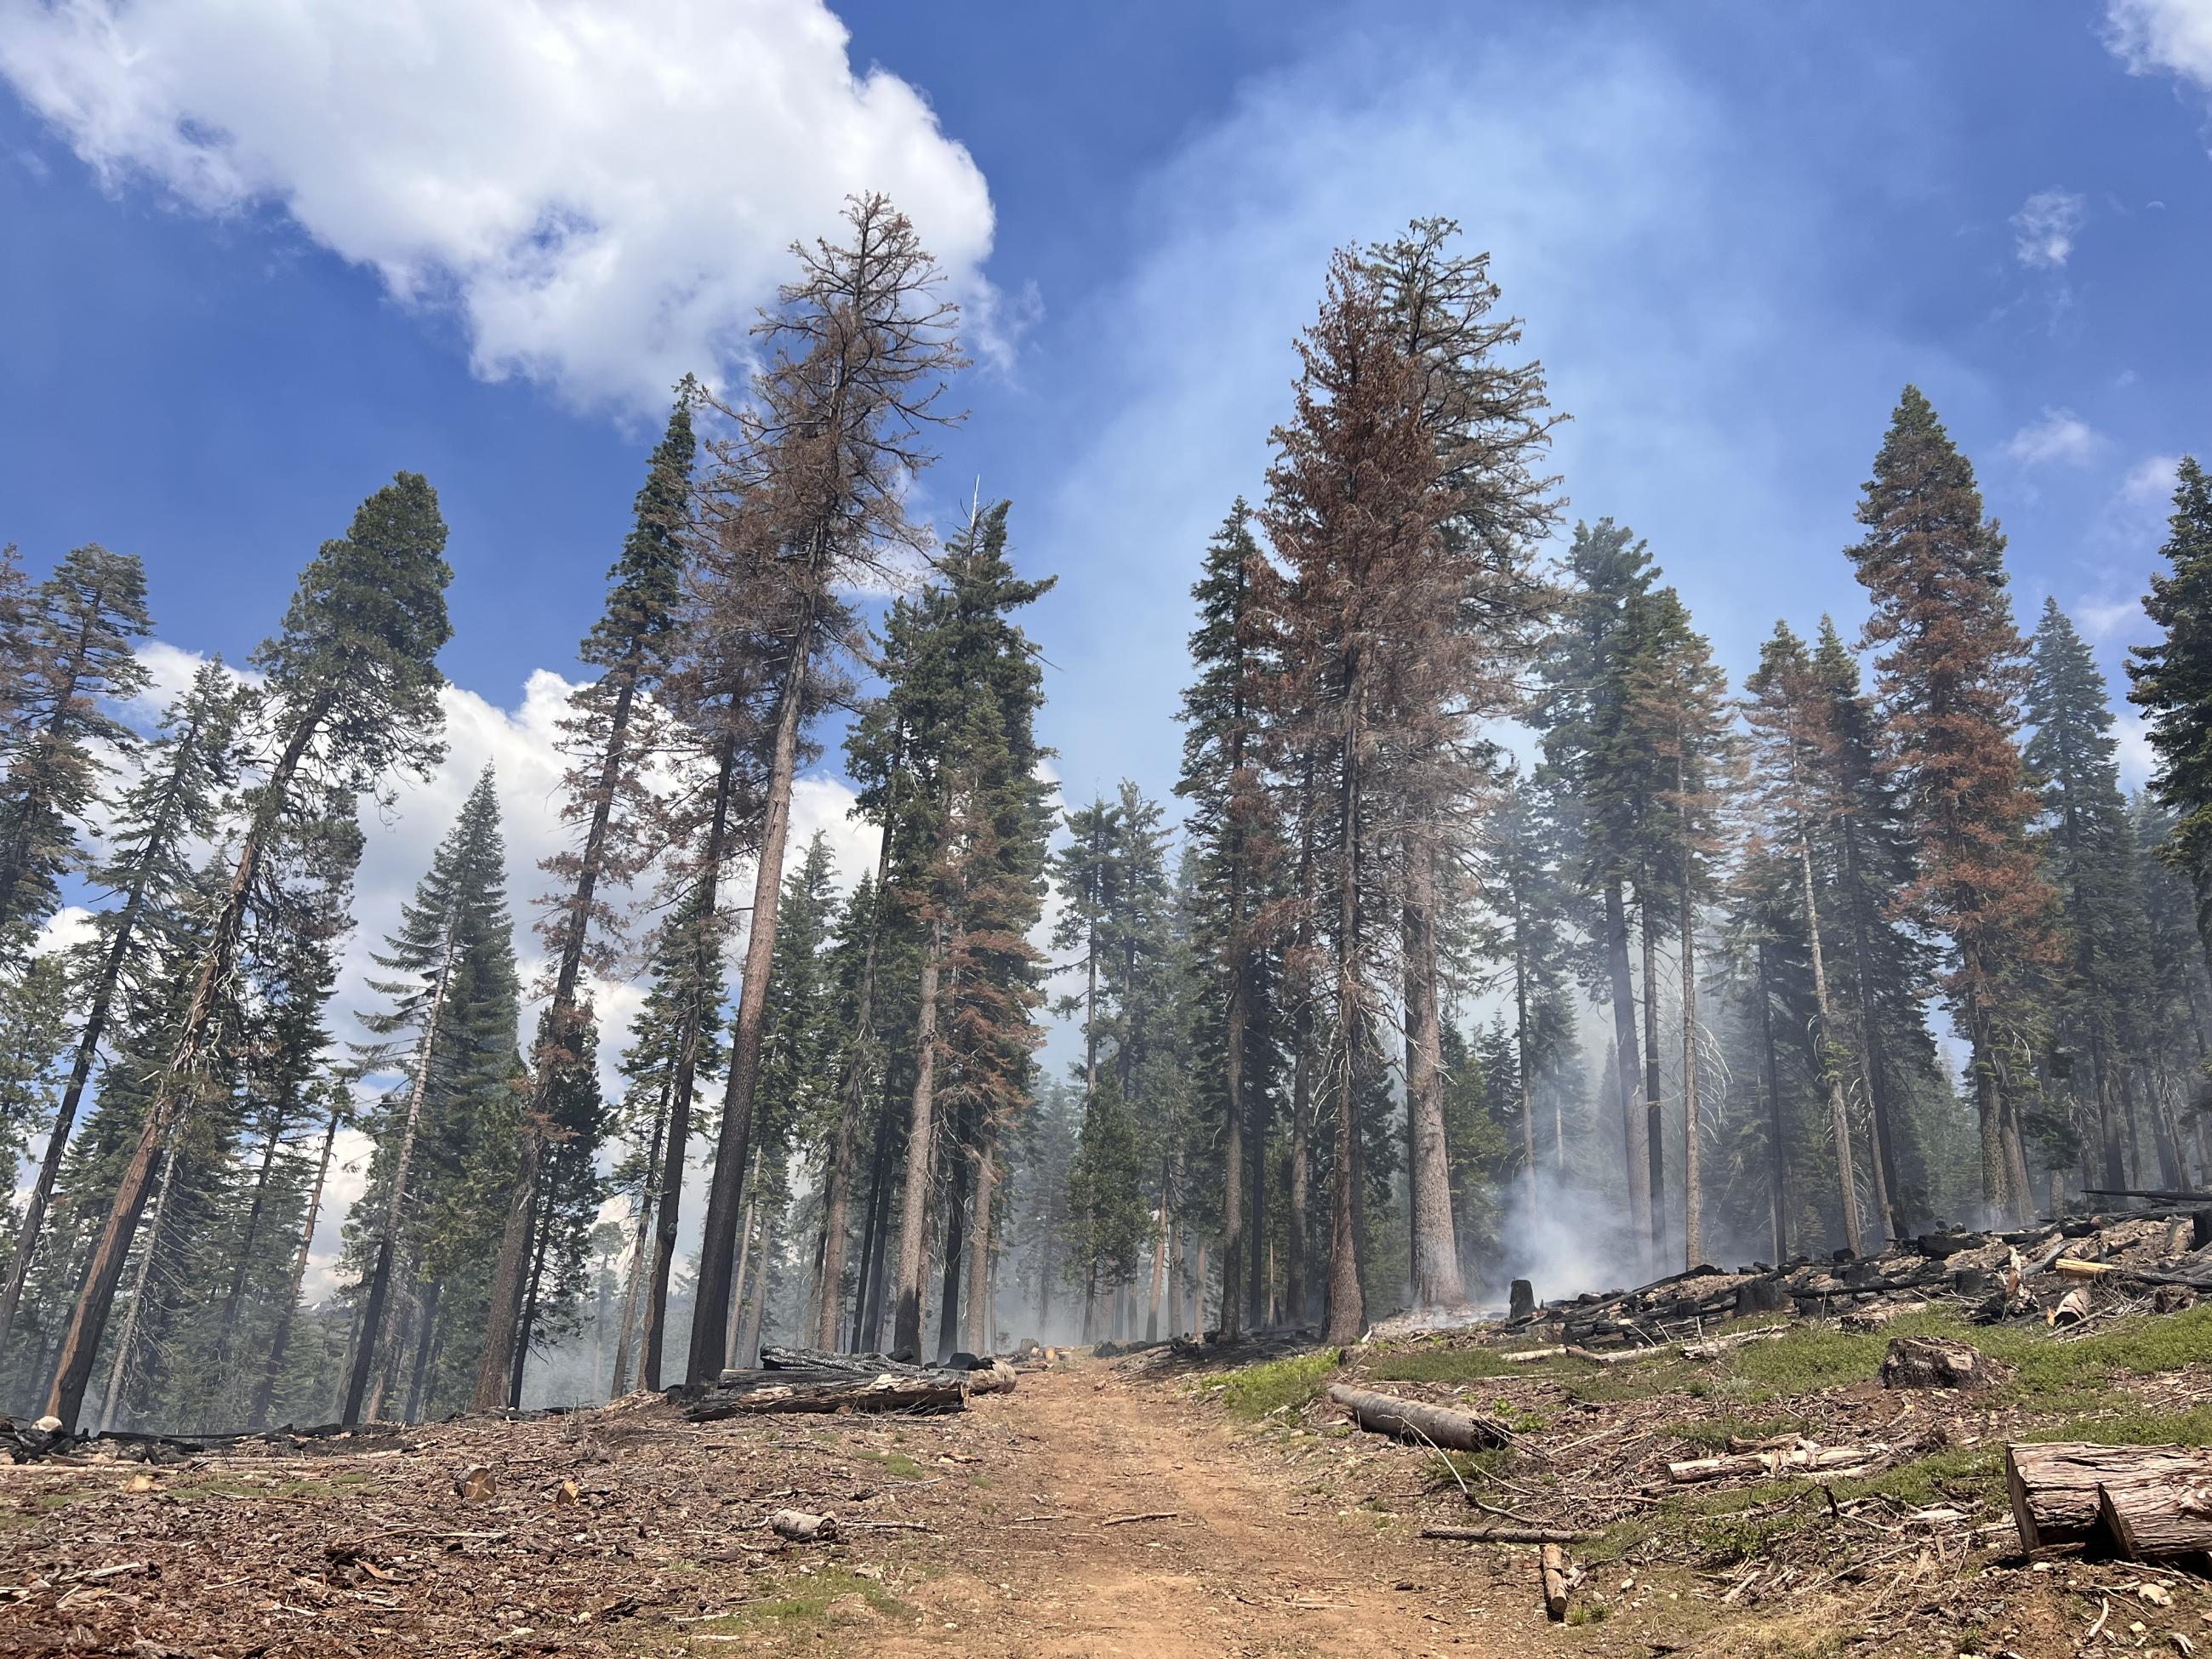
{"left": 1209, "top": 1350, "right": 1338, "bottom": 1420}
{"left": 853, "top": 1448, "right": 928, "bottom": 1481}
{"left": 1562, "top": 1357, "right": 1703, "bottom": 1404}
{"left": 668, "top": 1567, "right": 911, "bottom": 1651}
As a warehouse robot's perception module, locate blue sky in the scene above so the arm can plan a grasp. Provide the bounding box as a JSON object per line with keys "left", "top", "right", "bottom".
{"left": 4, "top": 0, "right": 2212, "bottom": 1291}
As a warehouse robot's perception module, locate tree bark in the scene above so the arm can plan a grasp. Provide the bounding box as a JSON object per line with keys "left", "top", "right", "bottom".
{"left": 962, "top": 1119, "right": 996, "bottom": 1357}
{"left": 2006, "top": 1442, "right": 2212, "bottom": 1553}
{"left": 1328, "top": 1383, "right": 1510, "bottom": 1451}
{"left": 1756, "top": 937, "right": 1787, "bottom": 1265}
{"left": 691, "top": 639, "right": 812, "bottom": 1382}
{"left": 345, "top": 932, "right": 454, "bottom": 1424}
{"left": 891, "top": 918, "right": 944, "bottom": 1357}
{"left": 1403, "top": 824, "right": 1465, "bottom": 1307}
{"left": 1798, "top": 832, "right": 1863, "bottom": 1256}
{"left": 1640, "top": 893, "right": 1665, "bottom": 1261}
{"left": 1604, "top": 881, "right": 1650, "bottom": 1256}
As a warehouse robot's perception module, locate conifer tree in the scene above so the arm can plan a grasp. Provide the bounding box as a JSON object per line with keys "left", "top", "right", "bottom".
{"left": 1174, "top": 504, "right": 1277, "bottom": 1337}
{"left": 689, "top": 195, "right": 968, "bottom": 1382}
{"left": 1846, "top": 388, "right": 2055, "bottom": 1220}
{"left": 475, "top": 390, "right": 694, "bottom": 1409}
{"left": 44, "top": 473, "right": 452, "bottom": 1431}
{"left": 347, "top": 768, "right": 515, "bottom": 1423}
{"left": 0, "top": 661, "right": 248, "bottom": 1356}
{"left": 1534, "top": 520, "right": 1662, "bottom": 1257}
{"left": 0, "top": 544, "right": 154, "bottom": 955}
{"left": 2029, "top": 599, "right": 2158, "bottom": 1189}
{"left": 2130, "top": 456, "right": 2212, "bottom": 939}
{"left": 858, "top": 502, "right": 1052, "bottom": 1358}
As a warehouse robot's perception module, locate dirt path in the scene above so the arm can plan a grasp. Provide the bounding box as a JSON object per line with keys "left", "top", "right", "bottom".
{"left": 864, "top": 1360, "right": 1520, "bottom": 1658}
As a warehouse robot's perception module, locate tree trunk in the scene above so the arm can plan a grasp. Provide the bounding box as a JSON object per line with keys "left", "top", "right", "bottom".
{"left": 1756, "top": 937, "right": 1787, "bottom": 1265}
{"left": 248, "top": 1098, "right": 342, "bottom": 1431}
{"left": 1327, "top": 1383, "right": 1511, "bottom": 1451}
{"left": 509, "top": 1161, "right": 562, "bottom": 1408}
{"left": 402, "top": 1279, "right": 442, "bottom": 1423}
{"left": 727, "top": 1192, "right": 757, "bottom": 1368}
{"left": 737, "top": 1201, "right": 774, "bottom": 1369}
{"left": 100, "top": 1136, "right": 184, "bottom": 1433}
{"left": 1640, "top": 893, "right": 1665, "bottom": 1261}
{"left": 691, "top": 639, "right": 812, "bottom": 1382}
{"left": 641, "top": 733, "right": 741, "bottom": 1392}
{"left": 852, "top": 1083, "right": 897, "bottom": 1354}
{"left": 891, "top": 918, "right": 944, "bottom": 1357}
{"left": 0, "top": 865, "right": 157, "bottom": 1356}
{"left": 476, "top": 661, "right": 647, "bottom": 1407}
{"left": 937, "top": 1098, "right": 970, "bottom": 1365}
{"left": 44, "top": 698, "right": 329, "bottom": 1431}
{"left": 1604, "top": 881, "right": 1650, "bottom": 1255}
{"left": 1403, "top": 825, "right": 1465, "bottom": 1307}
{"left": 1323, "top": 664, "right": 1365, "bottom": 1346}
{"left": 345, "top": 933, "right": 454, "bottom": 1424}
{"left": 814, "top": 783, "right": 897, "bottom": 1348}
{"left": 1679, "top": 852, "right": 1703, "bottom": 1269}
{"left": 609, "top": 1094, "right": 664, "bottom": 1399}
{"left": 1841, "top": 818, "right": 1909, "bottom": 1237}
{"left": 962, "top": 1120, "right": 996, "bottom": 1358}
{"left": 1798, "top": 832, "right": 1863, "bottom": 1256}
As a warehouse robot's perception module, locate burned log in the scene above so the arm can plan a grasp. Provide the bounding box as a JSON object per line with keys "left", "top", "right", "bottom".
{"left": 690, "top": 1369, "right": 968, "bottom": 1418}
{"left": 1325, "top": 1384, "right": 1512, "bottom": 1451}
{"left": 2006, "top": 1442, "right": 2212, "bottom": 1553}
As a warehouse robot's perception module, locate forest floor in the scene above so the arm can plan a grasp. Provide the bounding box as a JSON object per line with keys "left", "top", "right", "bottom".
{"left": 7, "top": 1303, "right": 2212, "bottom": 1657}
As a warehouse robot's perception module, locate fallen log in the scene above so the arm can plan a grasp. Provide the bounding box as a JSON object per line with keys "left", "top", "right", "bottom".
{"left": 1679, "top": 1327, "right": 1788, "bottom": 1361}
{"left": 2052, "top": 1257, "right": 2212, "bottom": 1292}
{"left": 690, "top": 1371, "right": 968, "bottom": 1419}
{"left": 2006, "top": 1442, "right": 2212, "bottom": 1553}
{"left": 1326, "top": 1384, "right": 1512, "bottom": 1451}
{"left": 966, "top": 1359, "right": 1018, "bottom": 1395}
{"left": 1668, "top": 1440, "right": 1893, "bottom": 1484}
{"left": 1502, "top": 1347, "right": 1565, "bottom": 1365}
{"left": 1565, "top": 1344, "right": 1664, "bottom": 1366}
{"left": 767, "top": 1509, "right": 838, "bottom": 1542}
{"left": 1422, "top": 1524, "right": 1596, "bottom": 1544}
{"left": 1539, "top": 1542, "right": 1572, "bottom": 1622}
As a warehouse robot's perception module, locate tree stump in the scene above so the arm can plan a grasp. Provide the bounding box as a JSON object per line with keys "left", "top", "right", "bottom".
{"left": 1734, "top": 1277, "right": 1789, "bottom": 1316}
{"left": 1880, "top": 1336, "right": 2004, "bottom": 1390}
{"left": 1508, "top": 1280, "right": 1536, "bottom": 1321}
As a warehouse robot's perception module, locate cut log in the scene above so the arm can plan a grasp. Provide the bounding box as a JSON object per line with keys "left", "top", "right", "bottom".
{"left": 689, "top": 1371, "right": 968, "bottom": 1418}
{"left": 966, "top": 1359, "right": 1018, "bottom": 1395}
{"left": 1422, "top": 1524, "right": 1596, "bottom": 1544}
{"left": 1502, "top": 1347, "right": 1565, "bottom": 1365}
{"left": 1565, "top": 1344, "right": 1664, "bottom": 1366}
{"left": 1879, "top": 1336, "right": 2004, "bottom": 1391}
{"left": 1539, "top": 1542, "right": 1571, "bottom": 1621}
{"left": 2095, "top": 1472, "right": 2212, "bottom": 1559}
{"left": 1326, "top": 1384, "right": 1512, "bottom": 1451}
{"left": 1668, "top": 1440, "right": 1891, "bottom": 1484}
{"left": 2006, "top": 1443, "right": 2212, "bottom": 1553}
{"left": 1679, "top": 1327, "right": 1788, "bottom": 1360}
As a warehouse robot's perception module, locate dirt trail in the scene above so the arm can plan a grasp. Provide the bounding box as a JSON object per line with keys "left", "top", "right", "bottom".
{"left": 867, "top": 1360, "right": 1518, "bottom": 1658}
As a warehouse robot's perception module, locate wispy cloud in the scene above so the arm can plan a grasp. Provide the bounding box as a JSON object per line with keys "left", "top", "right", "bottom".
{"left": 2105, "top": 0, "right": 2212, "bottom": 89}
{"left": 2012, "top": 189, "right": 2086, "bottom": 269}
{"left": 2005, "top": 408, "right": 2103, "bottom": 466}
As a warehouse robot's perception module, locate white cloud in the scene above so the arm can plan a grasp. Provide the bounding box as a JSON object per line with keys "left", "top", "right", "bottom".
{"left": 0, "top": 0, "right": 1000, "bottom": 413}
{"left": 2075, "top": 591, "right": 2143, "bottom": 641}
{"left": 2005, "top": 408, "right": 2103, "bottom": 466}
{"left": 2123, "top": 451, "right": 2183, "bottom": 506}
{"left": 2106, "top": 0, "right": 2212, "bottom": 89}
{"left": 2117, "top": 708, "right": 2158, "bottom": 787}
{"left": 2012, "top": 188, "right": 2086, "bottom": 269}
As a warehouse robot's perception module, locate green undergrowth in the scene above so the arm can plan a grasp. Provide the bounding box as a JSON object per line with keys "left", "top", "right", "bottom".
{"left": 852, "top": 1447, "right": 929, "bottom": 1481}
{"left": 654, "top": 1568, "right": 911, "bottom": 1654}
{"left": 1208, "top": 1349, "right": 1340, "bottom": 1419}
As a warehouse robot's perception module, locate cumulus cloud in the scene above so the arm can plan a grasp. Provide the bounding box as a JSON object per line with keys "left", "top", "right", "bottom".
{"left": 2106, "top": 0, "right": 2212, "bottom": 88}
{"left": 2005, "top": 408, "right": 2103, "bottom": 466}
{"left": 0, "top": 0, "right": 1001, "bottom": 412}
{"left": 2011, "top": 188, "right": 2086, "bottom": 269}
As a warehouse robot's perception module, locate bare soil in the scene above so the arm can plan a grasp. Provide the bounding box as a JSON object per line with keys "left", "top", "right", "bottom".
{"left": 0, "top": 1358, "right": 1525, "bottom": 1658}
